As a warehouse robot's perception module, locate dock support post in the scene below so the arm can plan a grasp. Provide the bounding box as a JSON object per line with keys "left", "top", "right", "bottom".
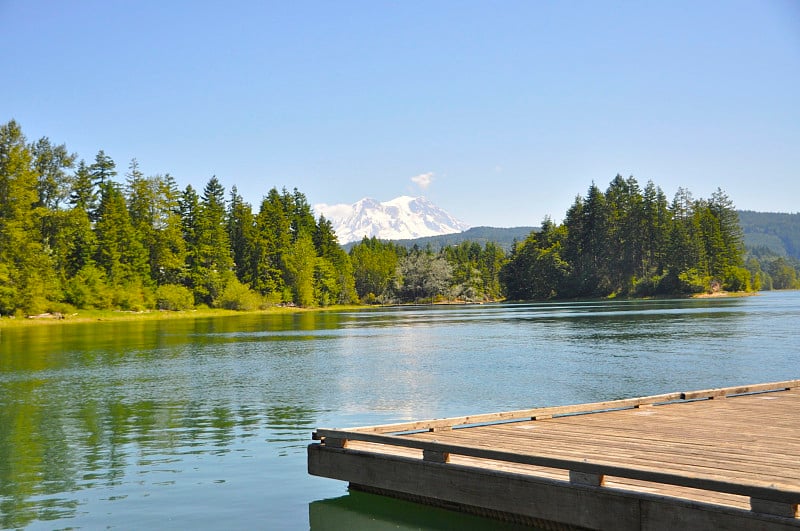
{"left": 750, "top": 498, "right": 799, "bottom": 518}
{"left": 423, "top": 449, "right": 450, "bottom": 463}
{"left": 569, "top": 470, "right": 605, "bottom": 487}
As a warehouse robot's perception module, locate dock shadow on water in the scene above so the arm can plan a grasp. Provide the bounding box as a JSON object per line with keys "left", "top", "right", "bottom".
{"left": 310, "top": 490, "right": 538, "bottom": 531}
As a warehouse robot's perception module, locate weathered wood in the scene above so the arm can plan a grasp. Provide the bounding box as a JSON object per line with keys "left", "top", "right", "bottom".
{"left": 309, "top": 444, "right": 800, "bottom": 530}
{"left": 333, "top": 392, "right": 685, "bottom": 434}
{"left": 310, "top": 382, "right": 800, "bottom": 529}
{"left": 680, "top": 380, "right": 800, "bottom": 401}
{"left": 314, "top": 425, "right": 800, "bottom": 504}
{"left": 321, "top": 380, "right": 800, "bottom": 436}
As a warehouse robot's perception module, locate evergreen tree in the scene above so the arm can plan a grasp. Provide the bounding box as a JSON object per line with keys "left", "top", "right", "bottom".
{"left": 605, "top": 175, "right": 643, "bottom": 294}
{"left": 252, "top": 188, "right": 292, "bottom": 298}
{"left": 501, "top": 218, "right": 568, "bottom": 300}
{"left": 709, "top": 188, "right": 747, "bottom": 289}
{"left": 31, "top": 136, "right": 76, "bottom": 210}
{"left": 89, "top": 150, "right": 117, "bottom": 186}
{"left": 0, "top": 120, "right": 58, "bottom": 314}
{"left": 69, "top": 160, "right": 98, "bottom": 216}
{"left": 179, "top": 185, "right": 200, "bottom": 293}
{"left": 127, "top": 164, "right": 186, "bottom": 286}
{"left": 227, "top": 186, "right": 255, "bottom": 285}
{"left": 93, "top": 180, "right": 149, "bottom": 288}
{"left": 289, "top": 187, "right": 316, "bottom": 242}
{"left": 313, "top": 214, "right": 356, "bottom": 304}
{"left": 641, "top": 180, "right": 670, "bottom": 281}
{"left": 192, "top": 177, "right": 233, "bottom": 305}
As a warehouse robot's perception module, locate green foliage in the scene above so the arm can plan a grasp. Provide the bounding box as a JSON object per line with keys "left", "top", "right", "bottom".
{"left": 501, "top": 218, "right": 568, "bottom": 300}
{"left": 217, "top": 277, "right": 262, "bottom": 311}
{"left": 154, "top": 284, "right": 195, "bottom": 311}
{"left": 112, "top": 280, "right": 152, "bottom": 312}
{"left": 283, "top": 232, "right": 317, "bottom": 307}
{"left": 396, "top": 250, "right": 453, "bottom": 302}
{"left": 64, "top": 265, "right": 113, "bottom": 309}
{"left": 349, "top": 237, "right": 402, "bottom": 302}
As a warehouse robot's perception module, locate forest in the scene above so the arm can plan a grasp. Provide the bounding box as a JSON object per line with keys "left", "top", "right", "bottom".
{"left": 0, "top": 119, "right": 795, "bottom": 316}
{"left": 503, "top": 176, "right": 754, "bottom": 299}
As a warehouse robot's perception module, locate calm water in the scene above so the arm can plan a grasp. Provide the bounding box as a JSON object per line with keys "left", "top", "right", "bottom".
{"left": 1, "top": 292, "right": 799, "bottom": 530}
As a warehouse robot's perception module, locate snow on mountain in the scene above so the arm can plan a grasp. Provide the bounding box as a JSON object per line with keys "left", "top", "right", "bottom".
{"left": 314, "top": 196, "right": 470, "bottom": 244}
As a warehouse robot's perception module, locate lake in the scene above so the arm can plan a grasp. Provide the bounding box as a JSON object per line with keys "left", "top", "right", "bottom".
{"left": 1, "top": 291, "right": 798, "bottom": 530}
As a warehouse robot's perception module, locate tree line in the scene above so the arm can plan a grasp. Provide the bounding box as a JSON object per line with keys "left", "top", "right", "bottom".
{"left": 3, "top": 120, "right": 789, "bottom": 316}
{"left": 501, "top": 175, "right": 752, "bottom": 299}
{"left": 0, "top": 120, "right": 504, "bottom": 315}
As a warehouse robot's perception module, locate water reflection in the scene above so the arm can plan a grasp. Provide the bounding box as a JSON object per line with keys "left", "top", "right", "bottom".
{"left": 310, "top": 490, "right": 537, "bottom": 531}
{"left": 0, "top": 315, "right": 329, "bottom": 529}
{"left": 0, "top": 293, "right": 798, "bottom": 529}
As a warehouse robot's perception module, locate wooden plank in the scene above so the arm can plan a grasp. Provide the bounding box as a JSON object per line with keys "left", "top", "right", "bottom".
{"left": 681, "top": 380, "right": 800, "bottom": 401}
{"left": 319, "top": 380, "right": 800, "bottom": 435}
{"left": 411, "top": 427, "right": 800, "bottom": 480}
{"left": 335, "top": 392, "right": 685, "bottom": 434}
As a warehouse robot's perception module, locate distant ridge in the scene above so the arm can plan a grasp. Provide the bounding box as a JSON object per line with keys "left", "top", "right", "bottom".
{"left": 342, "top": 226, "right": 538, "bottom": 252}
{"left": 739, "top": 210, "right": 800, "bottom": 259}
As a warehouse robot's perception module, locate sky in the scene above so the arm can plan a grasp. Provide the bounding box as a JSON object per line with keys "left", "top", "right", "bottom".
{"left": 1, "top": 1, "right": 798, "bottom": 228}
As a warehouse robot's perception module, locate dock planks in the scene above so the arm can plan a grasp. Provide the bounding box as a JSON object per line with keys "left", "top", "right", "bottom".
{"left": 309, "top": 380, "right": 800, "bottom": 530}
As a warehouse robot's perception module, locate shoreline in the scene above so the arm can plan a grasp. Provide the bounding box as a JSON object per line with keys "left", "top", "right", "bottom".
{"left": 0, "top": 305, "right": 361, "bottom": 329}
{"left": 0, "top": 290, "right": 772, "bottom": 329}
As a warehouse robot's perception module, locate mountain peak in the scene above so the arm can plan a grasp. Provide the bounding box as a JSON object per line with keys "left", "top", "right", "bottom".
{"left": 314, "top": 196, "right": 470, "bottom": 244}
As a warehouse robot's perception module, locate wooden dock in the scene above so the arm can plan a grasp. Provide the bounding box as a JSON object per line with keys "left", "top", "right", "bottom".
{"left": 309, "top": 380, "right": 800, "bottom": 530}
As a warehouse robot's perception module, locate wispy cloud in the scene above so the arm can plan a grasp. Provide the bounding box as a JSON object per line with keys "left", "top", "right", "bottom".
{"left": 411, "top": 172, "right": 434, "bottom": 190}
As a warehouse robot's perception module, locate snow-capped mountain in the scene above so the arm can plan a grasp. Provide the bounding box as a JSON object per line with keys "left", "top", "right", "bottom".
{"left": 314, "top": 196, "right": 470, "bottom": 244}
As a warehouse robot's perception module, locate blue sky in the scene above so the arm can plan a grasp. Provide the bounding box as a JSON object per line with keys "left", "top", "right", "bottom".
{"left": 1, "top": 1, "right": 798, "bottom": 227}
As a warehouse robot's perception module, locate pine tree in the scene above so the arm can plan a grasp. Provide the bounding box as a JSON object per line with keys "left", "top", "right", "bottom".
{"left": 93, "top": 180, "right": 149, "bottom": 288}
{"left": 31, "top": 136, "right": 76, "bottom": 210}
{"left": 179, "top": 185, "right": 200, "bottom": 294}
{"left": 641, "top": 180, "right": 670, "bottom": 280}
{"left": 252, "top": 188, "right": 292, "bottom": 298}
{"left": 227, "top": 186, "right": 255, "bottom": 286}
{"left": 193, "top": 177, "right": 233, "bottom": 305}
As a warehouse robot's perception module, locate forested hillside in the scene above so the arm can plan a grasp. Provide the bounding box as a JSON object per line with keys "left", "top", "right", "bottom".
{"left": 737, "top": 210, "right": 800, "bottom": 290}
{"left": 739, "top": 210, "right": 800, "bottom": 259}
{"left": 344, "top": 226, "right": 537, "bottom": 252}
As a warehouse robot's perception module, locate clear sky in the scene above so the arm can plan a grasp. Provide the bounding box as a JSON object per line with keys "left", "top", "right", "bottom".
{"left": 2, "top": 1, "right": 798, "bottom": 227}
